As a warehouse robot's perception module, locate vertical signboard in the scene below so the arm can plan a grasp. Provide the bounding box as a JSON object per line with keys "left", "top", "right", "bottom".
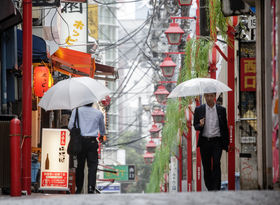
{"left": 239, "top": 41, "right": 258, "bottom": 189}
{"left": 40, "top": 129, "right": 70, "bottom": 190}
{"left": 169, "top": 156, "right": 178, "bottom": 192}
{"left": 60, "top": 2, "right": 87, "bottom": 52}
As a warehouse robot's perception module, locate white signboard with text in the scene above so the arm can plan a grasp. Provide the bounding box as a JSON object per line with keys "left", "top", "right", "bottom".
{"left": 169, "top": 156, "right": 178, "bottom": 192}
{"left": 60, "top": 2, "right": 87, "bottom": 52}
{"left": 40, "top": 129, "right": 70, "bottom": 190}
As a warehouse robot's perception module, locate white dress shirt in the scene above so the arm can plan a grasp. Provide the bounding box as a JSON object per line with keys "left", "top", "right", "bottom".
{"left": 202, "top": 104, "right": 221, "bottom": 138}
{"left": 68, "top": 106, "right": 105, "bottom": 137}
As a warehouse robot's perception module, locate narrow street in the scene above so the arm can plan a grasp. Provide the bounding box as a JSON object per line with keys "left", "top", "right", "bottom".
{"left": 0, "top": 191, "right": 280, "bottom": 205}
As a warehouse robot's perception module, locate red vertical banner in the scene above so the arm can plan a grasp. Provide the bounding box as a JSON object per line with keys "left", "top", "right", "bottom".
{"left": 240, "top": 58, "right": 256, "bottom": 91}
{"left": 227, "top": 24, "right": 235, "bottom": 190}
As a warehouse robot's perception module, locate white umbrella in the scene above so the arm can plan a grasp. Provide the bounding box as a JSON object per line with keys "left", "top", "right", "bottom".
{"left": 38, "top": 77, "right": 112, "bottom": 111}
{"left": 168, "top": 78, "right": 232, "bottom": 98}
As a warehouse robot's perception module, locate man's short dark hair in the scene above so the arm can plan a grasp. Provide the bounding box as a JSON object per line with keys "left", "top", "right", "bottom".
{"left": 85, "top": 103, "right": 93, "bottom": 107}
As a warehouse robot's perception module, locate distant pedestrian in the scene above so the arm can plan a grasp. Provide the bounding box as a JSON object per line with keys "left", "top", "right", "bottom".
{"left": 68, "top": 103, "right": 105, "bottom": 194}
{"left": 193, "top": 93, "right": 229, "bottom": 191}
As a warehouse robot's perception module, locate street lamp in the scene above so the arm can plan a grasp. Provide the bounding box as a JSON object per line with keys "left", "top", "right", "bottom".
{"left": 178, "top": 0, "right": 193, "bottom": 6}
{"left": 143, "top": 152, "right": 154, "bottom": 164}
{"left": 164, "top": 17, "right": 196, "bottom": 45}
{"left": 154, "top": 85, "right": 169, "bottom": 105}
{"left": 151, "top": 108, "right": 165, "bottom": 123}
{"left": 164, "top": 22, "right": 184, "bottom": 45}
{"left": 146, "top": 140, "right": 157, "bottom": 153}
{"left": 149, "top": 124, "right": 160, "bottom": 139}
{"left": 160, "top": 56, "right": 176, "bottom": 78}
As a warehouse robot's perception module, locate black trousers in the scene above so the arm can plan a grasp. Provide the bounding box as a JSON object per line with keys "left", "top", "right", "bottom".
{"left": 76, "top": 137, "right": 98, "bottom": 192}
{"left": 200, "top": 137, "right": 223, "bottom": 191}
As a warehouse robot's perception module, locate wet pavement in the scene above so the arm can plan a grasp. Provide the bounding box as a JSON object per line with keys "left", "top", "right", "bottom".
{"left": 0, "top": 191, "right": 280, "bottom": 205}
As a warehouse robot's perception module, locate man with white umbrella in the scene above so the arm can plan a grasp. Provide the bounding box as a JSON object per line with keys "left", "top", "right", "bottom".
{"left": 68, "top": 103, "right": 105, "bottom": 194}
{"left": 193, "top": 92, "right": 229, "bottom": 191}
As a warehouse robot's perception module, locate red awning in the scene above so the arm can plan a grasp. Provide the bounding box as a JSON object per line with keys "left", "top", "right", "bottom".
{"left": 51, "top": 47, "right": 116, "bottom": 80}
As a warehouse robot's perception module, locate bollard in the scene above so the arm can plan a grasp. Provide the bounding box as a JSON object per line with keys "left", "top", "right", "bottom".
{"left": 10, "top": 118, "right": 21, "bottom": 197}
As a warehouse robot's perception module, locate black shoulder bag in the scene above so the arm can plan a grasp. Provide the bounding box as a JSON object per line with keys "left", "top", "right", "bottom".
{"left": 67, "top": 108, "right": 82, "bottom": 155}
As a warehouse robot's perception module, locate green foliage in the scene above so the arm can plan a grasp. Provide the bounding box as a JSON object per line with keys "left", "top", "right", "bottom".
{"left": 209, "top": 0, "right": 229, "bottom": 40}
{"left": 194, "top": 39, "right": 211, "bottom": 77}
{"left": 146, "top": 99, "right": 183, "bottom": 192}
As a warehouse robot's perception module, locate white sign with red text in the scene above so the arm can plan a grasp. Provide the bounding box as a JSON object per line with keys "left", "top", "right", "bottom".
{"left": 40, "top": 129, "right": 70, "bottom": 190}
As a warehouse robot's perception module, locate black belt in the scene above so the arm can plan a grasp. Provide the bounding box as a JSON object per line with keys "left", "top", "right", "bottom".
{"left": 201, "top": 136, "right": 221, "bottom": 141}
{"left": 82, "top": 136, "right": 98, "bottom": 140}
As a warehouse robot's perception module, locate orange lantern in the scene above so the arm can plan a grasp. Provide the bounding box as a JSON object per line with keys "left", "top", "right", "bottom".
{"left": 34, "top": 66, "right": 49, "bottom": 97}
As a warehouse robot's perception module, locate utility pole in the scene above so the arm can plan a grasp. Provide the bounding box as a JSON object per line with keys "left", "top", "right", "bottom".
{"left": 138, "top": 97, "right": 142, "bottom": 139}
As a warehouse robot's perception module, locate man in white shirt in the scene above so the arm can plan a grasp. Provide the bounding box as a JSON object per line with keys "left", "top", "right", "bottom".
{"left": 68, "top": 103, "right": 105, "bottom": 194}
{"left": 193, "top": 93, "right": 229, "bottom": 191}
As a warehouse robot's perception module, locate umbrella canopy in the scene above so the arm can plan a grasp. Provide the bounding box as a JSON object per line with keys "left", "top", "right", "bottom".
{"left": 38, "top": 77, "right": 111, "bottom": 111}
{"left": 168, "top": 78, "right": 232, "bottom": 98}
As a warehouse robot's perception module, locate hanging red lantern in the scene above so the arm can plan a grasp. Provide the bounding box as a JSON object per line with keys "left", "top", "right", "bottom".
{"left": 146, "top": 140, "right": 157, "bottom": 153}
{"left": 143, "top": 152, "right": 154, "bottom": 164}
{"left": 33, "top": 66, "right": 49, "bottom": 97}
{"left": 154, "top": 85, "right": 169, "bottom": 105}
{"left": 160, "top": 56, "right": 176, "bottom": 78}
{"left": 151, "top": 109, "right": 165, "bottom": 123}
{"left": 178, "top": 0, "right": 193, "bottom": 6}
{"left": 149, "top": 124, "right": 160, "bottom": 139}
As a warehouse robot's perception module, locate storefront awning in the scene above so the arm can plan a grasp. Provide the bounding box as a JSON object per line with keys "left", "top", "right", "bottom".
{"left": 51, "top": 47, "right": 116, "bottom": 80}
{"left": 17, "top": 29, "right": 48, "bottom": 65}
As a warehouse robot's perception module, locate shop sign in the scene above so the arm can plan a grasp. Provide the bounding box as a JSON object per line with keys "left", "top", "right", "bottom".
{"left": 103, "top": 165, "right": 135, "bottom": 181}
{"left": 32, "top": 0, "right": 60, "bottom": 7}
{"left": 97, "top": 182, "right": 121, "bottom": 193}
{"left": 33, "top": 66, "right": 49, "bottom": 97}
{"left": 60, "top": 2, "right": 87, "bottom": 52}
{"left": 40, "top": 129, "right": 70, "bottom": 191}
{"left": 240, "top": 58, "right": 256, "bottom": 91}
{"left": 169, "top": 156, "right": 178, "bottom": 192}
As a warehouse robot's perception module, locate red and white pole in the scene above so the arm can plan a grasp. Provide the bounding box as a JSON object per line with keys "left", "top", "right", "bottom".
{"left": 22, "top": 0, "right": 32, "bottom": 195}
{"left": 10, "top": 118, "right": 21, "bottom": 196}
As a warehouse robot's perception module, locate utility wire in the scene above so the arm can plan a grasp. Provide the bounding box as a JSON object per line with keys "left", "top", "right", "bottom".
{"left": 105, "top": 134, "right": 150, "bottom": 147}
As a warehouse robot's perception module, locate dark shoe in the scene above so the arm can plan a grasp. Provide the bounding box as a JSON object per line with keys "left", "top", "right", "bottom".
{"left": 75, "top": 189, "right": 82, "bottom": 194}
{"left": 88, "top": 186, "right": 95, "bottom": 194}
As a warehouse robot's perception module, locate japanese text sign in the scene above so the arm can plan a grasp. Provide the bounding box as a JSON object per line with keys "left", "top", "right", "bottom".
{"left": 40, "top": 129, "right": 70, "bottom": 191}
{"left": 240, "top": 58, "right": 256, "bottom": 91}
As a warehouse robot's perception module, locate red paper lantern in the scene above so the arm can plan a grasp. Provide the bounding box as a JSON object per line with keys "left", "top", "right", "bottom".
{"left": 34, "top": 66, "right": 49, "bottom": 97}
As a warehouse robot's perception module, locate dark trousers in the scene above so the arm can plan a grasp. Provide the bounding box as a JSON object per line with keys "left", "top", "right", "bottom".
{"left": 76, "top": 137, "right": 98, "bottom": 192}
{"left": 200, "top": 137, "right": 223, "bottom": 191}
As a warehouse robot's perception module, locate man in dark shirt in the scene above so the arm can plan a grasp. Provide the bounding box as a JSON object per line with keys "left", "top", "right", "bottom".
{"left": 193, "top": 93, "right": 229, "bottom": 191}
